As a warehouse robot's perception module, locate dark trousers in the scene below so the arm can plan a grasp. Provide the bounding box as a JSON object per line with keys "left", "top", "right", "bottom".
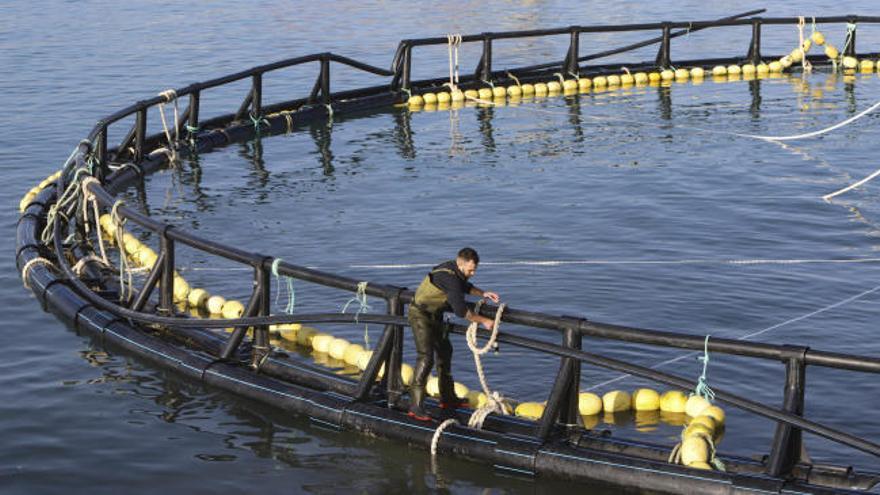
{"left": 408, "top": 306, "right": 456, "bottom": 409}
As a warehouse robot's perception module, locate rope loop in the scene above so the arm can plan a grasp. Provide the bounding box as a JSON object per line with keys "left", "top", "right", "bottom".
{"left": 341, "top": 281, "right": 372, "bottom": 348}
{"left": 693, "top": 335, "right": 716, "bottom": 403}
{"left": 157, "top": 89, "right": 180, "bottom": 165}
{"left": 271, "top": 258, "right": 296, "bottom": 315}
{"left": 21, "top": 257, "right": 55, "bottom": 289}
{"left": 464, "top": 301, "right": 508, "bottom": 429}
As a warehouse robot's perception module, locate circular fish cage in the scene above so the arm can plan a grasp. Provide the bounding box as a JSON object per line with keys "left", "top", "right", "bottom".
{"left": 16, "top": 13, "right": 880, "bottom": 495}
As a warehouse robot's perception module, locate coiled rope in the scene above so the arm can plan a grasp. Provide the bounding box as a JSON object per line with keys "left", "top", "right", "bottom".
{"left": 431, "top": 300, "right": 507, "bottom": 456}
{"left": 21, "top": 257, "right": 55, "bottom": 289}
{"left": 341, "top": 281, "right": 372, "bottom": 349}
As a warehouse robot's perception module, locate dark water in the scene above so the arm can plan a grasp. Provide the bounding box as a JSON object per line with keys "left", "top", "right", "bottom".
{"left": 4, "top": 2, "right": 880, "bottom": 493}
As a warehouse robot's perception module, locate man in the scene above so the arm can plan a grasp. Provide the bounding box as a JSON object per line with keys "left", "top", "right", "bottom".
{"left": 407, "top": 247, "right": 500, "bottom": 421}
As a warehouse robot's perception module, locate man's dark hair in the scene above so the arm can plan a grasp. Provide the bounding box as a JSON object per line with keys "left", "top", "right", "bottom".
{"left": 457, "top": 247, "right": 480, "bottom": 264}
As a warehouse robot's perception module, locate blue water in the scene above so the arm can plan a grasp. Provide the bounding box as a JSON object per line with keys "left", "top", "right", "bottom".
{"left": 3, "top": 2, "right": 880, "bottom": 493}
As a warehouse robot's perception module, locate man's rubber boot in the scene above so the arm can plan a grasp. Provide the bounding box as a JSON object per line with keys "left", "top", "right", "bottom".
{"left": 439, "top": 375, "right": 468, "bottom": 410}
{"left": 408, "top": 385, "right": 431, "bottom": 422}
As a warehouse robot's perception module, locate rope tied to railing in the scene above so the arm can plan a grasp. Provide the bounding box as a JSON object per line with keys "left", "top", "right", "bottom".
{"left": 110, "top": 199, "right": 133, "bottom": 303}
{"left": 157, "top": 89, "right": 180, "bottom": 165}
{"left": 341, "top": 281, "right": 372, "bottom": 349}
{"left": 797, "top": 16, "right": 813, "bottom": 74}
{"left": 271, "top": 258, "right": 296, "bottom": 315}
{"left": 842, "top": 22, "right": 857, "bottom": 61}
{"left": 80, "top": 177, "right": 109, "bottom": 266}
{"left": 431, "top": 301, "right": 507, "bottom": 457}
{"left": 693, "top": 335, "right": 716, "bottom": 403}
{"left": 41, "top": 166, "right": 90, "bottom": 245}
{"left": 446, "top": 33, "right": 462, "bottom": 91}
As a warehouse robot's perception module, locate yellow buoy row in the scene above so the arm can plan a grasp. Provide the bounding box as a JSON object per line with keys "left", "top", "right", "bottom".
{"left": 20, "top": 170, "right": 62, "bottom": 212}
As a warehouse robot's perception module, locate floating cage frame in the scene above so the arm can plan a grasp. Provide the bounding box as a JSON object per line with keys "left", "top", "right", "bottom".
{"left": 16, "top": 13, "right": 880, "bottom": 495}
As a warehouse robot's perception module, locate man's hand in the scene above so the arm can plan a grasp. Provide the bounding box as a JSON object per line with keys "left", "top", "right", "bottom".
{"left": 481, "top": 318, "right": 495, "bottom": 331}
{"left": 482, "top": 291, "right": 500, "bottom": 304}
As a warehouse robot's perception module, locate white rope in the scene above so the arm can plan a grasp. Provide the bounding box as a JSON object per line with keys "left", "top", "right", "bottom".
{"left": 823, "top": 167, "right": 880, "bottom": 200}
{"left": 21, "top": 257, "right": 55, "bottom": 289}
{"left": 465, "top": 301, "right": 508, "bottom": 429}
{"left": 72, "top": 255, "right": 111, "bottom": 277}
{"left": 110, "top": 199, "right": 133, "bottom": 303}
{"left": 80, "top": 177, "right": 109, "bottom": 265}
{"left": 797, "top": 16, "right": 813, "bottom": 74}
{"left": 157, "top": 89, "right": 180, "bottom": 165}
{"left": 586, "top": 282, "right": 880, "bottom": 391}
{"left": 430, "top": 418, "right": 458, "bottom": 456}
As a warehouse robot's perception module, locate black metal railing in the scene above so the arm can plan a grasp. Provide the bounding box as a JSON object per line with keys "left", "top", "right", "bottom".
{"left": 42, "top": 14, "right": 880, "bottom": 480}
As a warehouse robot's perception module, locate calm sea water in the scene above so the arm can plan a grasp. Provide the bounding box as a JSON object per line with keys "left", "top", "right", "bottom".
{"left": 3, "top": 1, "right": 880, "bottom": 493}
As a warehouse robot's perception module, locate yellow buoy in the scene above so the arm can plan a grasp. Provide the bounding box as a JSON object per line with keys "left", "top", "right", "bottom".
{"left": 436, "top": 92, "right": 451, "bottom": 104}
{"left": 296, "top": 326, "right": 318, "bottom": 347}
{"left": 578, "top": 78, "right": 592, "bottom": 91}
{"left": 453, "top": 382, "right": 469, "bottom": 399}
{"left": 660, "top": 390, "right": 687, "bottom": 413}
{"left": 221, "top": 299, "right": 244, "bottom": 319}
{"left": 634, "top": 72, "right": 649, "bottom": 85}
{"left": 648, "top": 72, "right": 661, "bottom": 83}
{"left": 466, "top": 390, "right": 482, "bottom": 408}
{"left": 684, "top": 423, "right": 714, "bottom": 440}
{"left": 687, "top": 461, "right": 713, "bottom": 470}
{"left": 674, "top": 68, "right": 689, "bottom": 80}
{"left": 477, "top": 88, "right": 493, "bottom": 99}
{"left": 422, "top": 93, "right": 438, "bottom": 104}
{"left": 632, "top": 388, "right": 660, "bottom": 411}
{"left": 464, "top": 89, "right": 479, "bottom": 99}
{"left": 492, "top": 86, "right": 506, "bottom": 98}
{"left": 507, "top": 85, "right": 522, "bottom": 97}
{"left": 685, "top": 395, "right": 712, "bottom": 418}
{"left": 842, "top": 56, "right": 858, "bottom": 69}
{"left": 741, "top": 64, "right": 756, "bottom": 75}
{"left": 726, "top": 65, "right": 742, "bottom": 75}
{"left": 343, "top": 343, "right": 364, "bottom": 366}
{"left": 690, "top": 67, "right": 705, "bottom": 79}
{"left": 407, "top": 95, "right": 424, "bottom": 107}
{"left": 689, "top": 414, "right": 716, "bottom": 432}
{"left": 187, "top": 288, "right": 209, "bottom": 309}
{"left": 328, "top": 337, "right": 350, "bottom": 360}
{"left": 450, "top": 89, "right": 464, "bottom": 102}
{"left": 172, "top": 276, "right": 190, "bottom": 303}
{"left": 620, "top": 73, "right": 634, "bottom": 85}
{"left": 515, "top": 402, "right": 545, "bottom": 420}
{"left": 275, "top": 323, "right": 301, "bottom": 341}
{"left": 790, "top": 48, "right": 804, "bottom": 63}
{"left": 680, "top": 436, "right": 710, "bottom": 465}
{"left": 756, "top": 63, "right": 769, "bottom": 75}
{"left": 711, "top": 65, "right": 727, "bottom": 76}
{"left": 860, "top": 59, "right": 875, "bottom": 72}
{"left": 547, "top": 81, "right": 562, "bottom": 92}
{"left": 768, "top": 60, "right": 783, "bottom": 73}
{"left": 825, "top": 45, "right": 839, "bottom": 60}
{"left": 811, "top": 31, "right": 826, "bottom": 45}
{"left": 426, "top": 376, "right": 440, "bottom": 397}
{"left": 562, "top": 79, "right": 578, "bottom": 91}
{"left": 136, "top": 248, "right": 157, "bottom": 268}
{"left": 594, "top": 76, "right": 609, "bottom": 88}
{"left": 660, "top": 69, "right": 674, "bottom": 81}
{"left": 802, "top": 39, "right": 813, "bottom": 53}
{"left": 703, "top": 405, "right": 726, "bottom": 425}
{"left": 534, "top": 82, "right": 548, "bottom": 95}
{"left": 521, "top": 83, "right": 535, "bottom": 95}
{"left": 206, "top": 295, "right": 226, "bottom": 315}
{"left": 780, "top": 56, "right": 793, "bottom": 68}
{"left": 602, "top": 390, "right": 631, "bottom": 412}
{"left": 311, "top": 333, "right": 334, "bottom": 353}
{"left": 578, "top": 392, "right": 603, "bottom": 416}
{"left": 606, "top": 74, "right": 621, "bottom": 86}
{"left": 400, "top": 363, "right": 414, "bottom": 386}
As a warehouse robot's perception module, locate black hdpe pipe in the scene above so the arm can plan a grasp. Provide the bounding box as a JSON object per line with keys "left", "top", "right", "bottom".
{"left": 48, "top": 217, "right": 880, "bottom": 459}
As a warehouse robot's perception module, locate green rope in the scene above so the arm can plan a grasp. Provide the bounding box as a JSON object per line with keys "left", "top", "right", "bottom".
{"left": 693, "top": 335, "right": 715, "bottom": 403}
{"left": 271, "top": 258, "right": 295, "bottom": 314}
{"left": 341, "top": 281, "right": 373, "bottom": 349}
{"left": 250, "top": 113, "right": 269, "bottom": 134}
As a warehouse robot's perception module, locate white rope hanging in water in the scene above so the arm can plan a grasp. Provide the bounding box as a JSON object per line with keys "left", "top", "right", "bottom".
{"left": 823, "top": 167, "right": 880, "bottom": 200}
{"left": 722, "top": 99, "right": 880, "bottom": 142}
{"left": 797, "top": 16, "right": 813, "bottom": 74}
{"left": 157, "top": 89, "right": 180, "bottom": 165}
{"left": 446, "top": 33, "right": 462, "bottom": 91}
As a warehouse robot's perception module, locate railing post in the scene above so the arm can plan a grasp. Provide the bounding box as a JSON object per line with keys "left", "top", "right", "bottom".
{"left": 159, "top": 227, "right": 175, "bottom": 314}
{"left": 321, "top": 55, "right": 331, "bottom": 106}
{"left": 844, "top": 16, "right": 857, "bottom": 56}
{"left": 188, "top": 90, "right": 200, "bottom": 135}
{"left": 477, "top": 35, "right": 493, "bottom": 82}
{"left": 655, "top": 23, "right": 672, "bottom": 69}
{"left": 564, "top": 28, "right": 580, "bottom": 76}
{"left": 385, "top": 290, "right": 405, "bottom": 407}
{"left": 747, "top": 18, "right": 762, "bottom": 64}
{"left": 536, "top": 324, "right": 582, "bottom": 440}
{"left": 402, "top": 44, "right": 412, "bottom": 92}
{"left": 251, "top": 260, "right": 271, "bottom": 368}
{"left": 96, "top": 122, "right": 109, "bottom": 181}
{"left": 131, "top": 251, "right": 165, "bottom": 312}
{"left": 251, "top": 73, "right": 262, "bottom": 118}
{"left": 135, "top": 107, "right": 147, "bottom": 163}
{"left": 766, "top": 345, "right": 808, "bottom": 477}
